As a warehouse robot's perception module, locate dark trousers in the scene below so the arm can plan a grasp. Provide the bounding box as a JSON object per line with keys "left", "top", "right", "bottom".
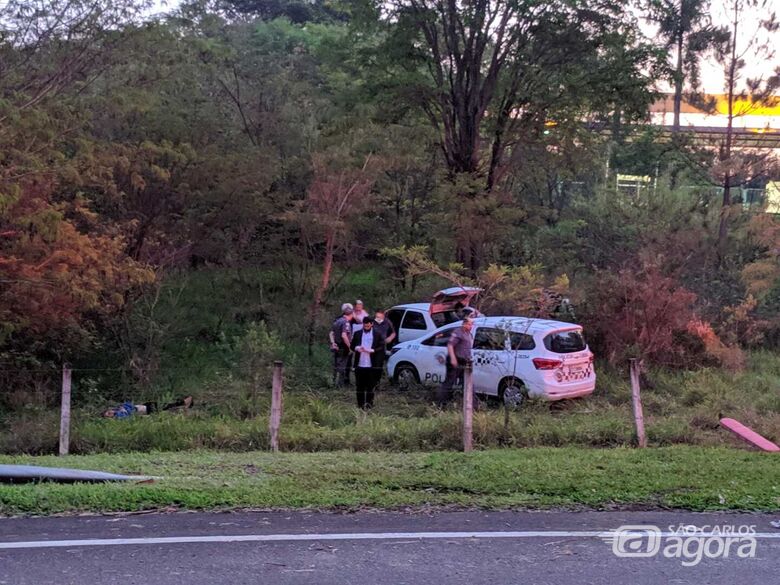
{"left": 435, "top": 358, "right": 467, "bottom": 406}
{"left": 355, "top": 367, "right": 378, "bottom": 409}
{"left": 333, "top": 348, "right": 351, "bottom": 387}
{"left": 142, "top": 397, "right": 190, "bottom": 414}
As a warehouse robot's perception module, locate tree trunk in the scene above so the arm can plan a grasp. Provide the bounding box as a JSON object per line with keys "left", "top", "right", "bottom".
{"left": 307, "top": 230, "right": 335, "bottom": 357}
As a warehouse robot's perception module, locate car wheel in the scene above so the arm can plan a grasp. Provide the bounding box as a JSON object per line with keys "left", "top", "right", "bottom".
{"left": 499, "top": 379, "right": 528, "bottom": 409}
{"left": 394, "top": 363, "right": 420, "bottom": 391}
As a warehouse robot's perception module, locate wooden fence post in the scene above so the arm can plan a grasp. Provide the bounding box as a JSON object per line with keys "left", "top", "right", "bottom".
{"left": 269, "top": 361, "right": 284, "bottom": 452}
{"left": 59, "top": 364, "right": 72, "bottom": 456}
{"left": 629, "top": 358, "right": 647, "bottom": 448}
{"left": 462, "top": 360, "right": 474, "bottom": 452}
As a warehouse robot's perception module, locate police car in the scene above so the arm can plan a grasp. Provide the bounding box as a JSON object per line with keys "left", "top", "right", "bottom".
{"left": 385, "top": 286, "right": 481, "bottom": 345}
{"left": 386, "top": 316, "right": 595, "bottom": 407}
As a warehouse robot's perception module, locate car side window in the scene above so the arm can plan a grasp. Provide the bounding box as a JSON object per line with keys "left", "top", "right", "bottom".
{"left": 473, "top": 327, "right": 506, "bottom": 351}
{"left": 401, "top": 310, "right": 427, "bottom": 330}
{"left": 509, "top": 332, "right": 535, "bottom": 350}
{"left": 387, "top": 310, "right": 404, "bottom": 334}
{"left": 421, "top": 328, "right": 456, "bottom": 347}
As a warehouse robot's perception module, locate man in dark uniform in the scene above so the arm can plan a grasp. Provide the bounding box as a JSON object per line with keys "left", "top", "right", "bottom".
{"left": 329, "top": 304, "right": 354, "bottom": 387}
{"left": 435, "top": 316, "right": 474, "bottom": 407}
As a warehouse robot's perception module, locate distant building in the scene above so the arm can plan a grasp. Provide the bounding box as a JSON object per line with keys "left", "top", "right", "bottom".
{"left": 649, "top": 94, "right": 780, "bottom": 149}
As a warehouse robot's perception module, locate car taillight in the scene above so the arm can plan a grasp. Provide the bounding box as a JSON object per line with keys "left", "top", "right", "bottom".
{"left": 533, "top": 358, "right": 562, "bottom": 370}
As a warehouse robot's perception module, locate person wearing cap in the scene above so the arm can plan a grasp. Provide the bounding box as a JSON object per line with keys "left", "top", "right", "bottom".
{"left": 350, "top": 317, "right": 386, "bottom": 410}
{"left": 329, "top": 303, "right": 354, "bottom": 387}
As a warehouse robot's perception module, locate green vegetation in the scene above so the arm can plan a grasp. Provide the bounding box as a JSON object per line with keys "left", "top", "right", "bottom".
{"left": 3, "top": 351, "right": 778, "bottom": 455}
{"left": 1, "top": 447, "right": 777, "bottom": 516}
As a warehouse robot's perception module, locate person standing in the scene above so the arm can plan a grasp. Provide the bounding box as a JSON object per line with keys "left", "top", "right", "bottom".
{"left": 435, "top": 316, "right": 475, "bottom": 407}
{"left": 350, "top": 317, "right": 386, "bottom": 410}
{"left": 372, "top": 309, "right": 396, "bottom": 350}
{"left": 329, "top": 303, "right": 354, "bottom": 387}
{"left": 345, "top": 299, "right": 368, "bottom": 383}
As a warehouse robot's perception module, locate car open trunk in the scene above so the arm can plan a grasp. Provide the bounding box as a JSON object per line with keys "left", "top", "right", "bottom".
{"left": 429, "top": 286, "right": 481, "bottom": 323}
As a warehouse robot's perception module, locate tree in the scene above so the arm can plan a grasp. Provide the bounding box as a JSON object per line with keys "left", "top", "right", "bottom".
{"left": 712, "top": 0, "right": 780, "bottom": 258}
{"left": 369, "top": 0, "right": 656, "bottom": 272}
{"left": 298, "top": 154, "right": 378, "bottom": 354}
{"left": 0, "top": 0, "right": 155, "bottom": 372}
{"left": 217, "top": 0, "right": 350, "bottom": 23}
{"left": 643, "top": 0, "right": 728, "bottom": 133}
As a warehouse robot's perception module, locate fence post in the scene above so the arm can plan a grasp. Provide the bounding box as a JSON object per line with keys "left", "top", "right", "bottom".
{"left": 269, "top": 361, "right": 284, "bottom": 453}
{"left": 59, "top": 364, "right": 72, "bottom": 456}
{"left": 462, "top": 360, "right": 474, "bottom": 452}
{"left": 629, "top": 358, "right": 647, "bottom": 448}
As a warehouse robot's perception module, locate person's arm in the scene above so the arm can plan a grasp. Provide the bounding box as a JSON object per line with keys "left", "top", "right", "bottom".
{"left": 329, "top": 330, "right": 337, "bottom": 350}
{"left": 350, "top": 331, "right": 359, "bottom": 352}
{"left": 342, "top": 323, "right": 352, "bottom": 350}
{"left": 385, "top": 322, "right": 396, "bottom": 345}
{"left": 447, "top": 337, "right": 458, "bottom": 367}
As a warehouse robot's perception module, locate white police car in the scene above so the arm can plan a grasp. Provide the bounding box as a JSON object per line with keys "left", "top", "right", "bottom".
{"left": 385, "top": 286, "right": 481, "bottom": 345}
{"left": 386, "top": 316, "right": 595, "bottom": 407}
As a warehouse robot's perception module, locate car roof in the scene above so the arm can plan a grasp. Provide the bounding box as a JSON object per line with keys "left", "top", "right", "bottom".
{"left": 476, "top": 316, "right": 581, "bottom": 333}
{"left": 450, "top": 316, "right": 581, "bottom": 334}
{"left": 389, "top": 303, "right": 430, "bottom": 311}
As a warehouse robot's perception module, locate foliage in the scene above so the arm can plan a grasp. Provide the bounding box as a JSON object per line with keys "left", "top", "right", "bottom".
{"left": 0, "top": 0, "right": 778, "bottom": 405}
{"left": 383, "top": 245, "right": 571, "bottom": 319}
{"left": 2, "top": 447, "right": 779, "bottom": 514}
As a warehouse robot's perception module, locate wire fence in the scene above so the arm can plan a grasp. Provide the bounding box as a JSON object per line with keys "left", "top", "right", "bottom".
{"left": 1, "top": 356, "right": 643, "bottom": 456}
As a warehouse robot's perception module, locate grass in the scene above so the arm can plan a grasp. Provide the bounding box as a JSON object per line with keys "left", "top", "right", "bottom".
{"left": 2, "top": 350, "right": 779, "bottom": 455}
{"left": 0, "top": 447, "right": 778, "bottom": 516}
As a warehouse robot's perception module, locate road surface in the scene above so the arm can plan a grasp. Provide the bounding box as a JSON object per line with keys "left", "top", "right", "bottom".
{"left": 1, "top": 510, "right": 779, "bottom": 584}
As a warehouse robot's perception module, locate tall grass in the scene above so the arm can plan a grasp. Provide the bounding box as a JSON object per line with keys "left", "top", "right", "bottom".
{"left": 2, "top": 351, "right": 778, "bottom": 454}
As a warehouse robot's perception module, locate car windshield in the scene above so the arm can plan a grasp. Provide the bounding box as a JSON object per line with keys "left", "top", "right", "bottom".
{"left": 431, "top": 308, "right": 479, "bottom": 328}
{"left": 544, "top": 330, "right": 586, "bottom": 354}
{"left": 431, "top": 310, "right": 461, "bottom": 327}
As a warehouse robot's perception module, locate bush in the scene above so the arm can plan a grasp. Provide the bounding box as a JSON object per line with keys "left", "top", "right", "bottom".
{"left": 583, "top": 257, "right": 742, "bottom": 369}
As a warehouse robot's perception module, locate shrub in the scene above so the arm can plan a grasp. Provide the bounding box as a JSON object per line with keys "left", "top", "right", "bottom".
{"left": 584, "top": 257, "right": 741, "bottom": 369}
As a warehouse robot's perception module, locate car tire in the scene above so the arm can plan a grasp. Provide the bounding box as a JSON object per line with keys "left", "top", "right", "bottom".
{"left": 498, "top": 378, "right": 528, "bottom": 410}
{"left": 394, "top": 363, "right": 420, "bottom": 391}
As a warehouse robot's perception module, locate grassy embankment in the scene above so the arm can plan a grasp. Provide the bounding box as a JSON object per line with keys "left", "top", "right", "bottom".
{"left": 1, "top": 447, "right": 778, "bottom": 515}
{"left": 2, "top": 350, "right": 778, "bottom": 454}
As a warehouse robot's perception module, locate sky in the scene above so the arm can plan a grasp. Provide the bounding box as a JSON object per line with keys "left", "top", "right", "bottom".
{"left": 149, "top": 0, "right": 779, "bottom": 95}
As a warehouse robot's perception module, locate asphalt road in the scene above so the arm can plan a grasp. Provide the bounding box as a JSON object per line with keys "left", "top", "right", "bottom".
{"left": 1, "top": 510, "right": 779, "bottom": 584}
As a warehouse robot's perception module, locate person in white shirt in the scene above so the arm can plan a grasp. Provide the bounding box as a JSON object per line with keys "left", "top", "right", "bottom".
{"left": 351, "top": 299, "right": 369, "bottom": 333}
{"left": 349, "top": 317, "right": 386, "bottom": 410}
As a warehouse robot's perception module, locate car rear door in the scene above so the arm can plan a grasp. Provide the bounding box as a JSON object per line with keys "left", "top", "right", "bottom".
{"left": 471, "top": 326, "right": 510, "bottom": 396}
{"left": 543, "top": 328, "right": 593, "bottom": 383}
{"left": 399, "top": 309, "right": 429, "bottom": 343}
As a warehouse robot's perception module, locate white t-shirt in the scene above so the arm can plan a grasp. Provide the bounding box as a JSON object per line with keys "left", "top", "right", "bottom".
{"left": 358, "top": 330, "right": 373, "bottom": 368}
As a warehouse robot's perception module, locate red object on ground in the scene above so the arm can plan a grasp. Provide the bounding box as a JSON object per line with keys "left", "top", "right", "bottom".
{"left": 720, "top": 418, "right": 780, "bottom": 452}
